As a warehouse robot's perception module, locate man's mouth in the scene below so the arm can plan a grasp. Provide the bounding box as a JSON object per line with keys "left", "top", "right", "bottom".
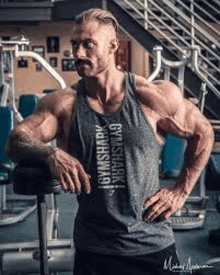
{"left": 75, "top": 59, "right": 91, "bottom": 68}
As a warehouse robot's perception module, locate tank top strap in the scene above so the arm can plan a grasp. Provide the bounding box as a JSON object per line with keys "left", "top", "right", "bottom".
{"left": 76, "top": 72, "right": 136, "bottom": 105}
{"left": 125, "top": 71, "right": 136, "bottom": 92}
{"left": 124, "top": 71, "right": 141, "bottom": 108}
{"left": 76, "top": 79, "right": 87, "bottom": 103}
{"left": 75, "top": 73, "right": 141, "bottom": 116}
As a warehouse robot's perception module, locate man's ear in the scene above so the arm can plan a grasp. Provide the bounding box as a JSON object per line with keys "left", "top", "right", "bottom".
{"left": 109, "top": 38, "right": 119, "bottom": 54}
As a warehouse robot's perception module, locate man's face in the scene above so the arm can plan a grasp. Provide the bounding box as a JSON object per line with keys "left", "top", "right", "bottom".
{"left": 71, "top": 20, "right": 115, "bottom": 77}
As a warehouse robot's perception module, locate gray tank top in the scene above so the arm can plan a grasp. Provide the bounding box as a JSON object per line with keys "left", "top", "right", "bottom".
{"left": 68, "top": 72, "right": 175, "bottom": 256}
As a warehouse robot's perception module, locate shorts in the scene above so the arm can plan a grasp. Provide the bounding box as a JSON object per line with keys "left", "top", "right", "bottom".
{"left": 73, "top": 243, "right": 181, "bottom": 275}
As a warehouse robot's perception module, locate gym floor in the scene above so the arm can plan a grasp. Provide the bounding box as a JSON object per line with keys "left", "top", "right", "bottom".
{"left": 0, "top": 179, "right": 220, "bottom": 275}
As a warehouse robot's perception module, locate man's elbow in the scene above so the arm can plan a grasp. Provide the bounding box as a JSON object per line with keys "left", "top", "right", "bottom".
{"left": 210, "top": 125, "right": 215, "bottom": 150}
{"left": 4, "top": 128, "right": 24, "bottom": 160}
{"left": 203, "top": 122, "right": 215, "bottom": 152}
{"left": 4, "top": 130, "right": 16, "bottom": 159}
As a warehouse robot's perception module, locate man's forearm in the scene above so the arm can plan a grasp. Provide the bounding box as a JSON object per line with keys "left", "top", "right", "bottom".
{"left": 5, "top": 129, "right": 57, "bottom": 163}
{"left": 174, "top": 127, "right": 214, "bottom": 197}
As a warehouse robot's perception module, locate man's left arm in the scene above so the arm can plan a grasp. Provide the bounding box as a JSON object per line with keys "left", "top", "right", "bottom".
{"left": 143, "top": 85, "right": 214, "bottom": 222}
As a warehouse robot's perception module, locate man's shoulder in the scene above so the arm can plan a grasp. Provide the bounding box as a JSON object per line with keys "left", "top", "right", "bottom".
{"left": 36, "top": 84, "right": 79, "bottom": 117}
{"left": 52, "top": 85, "right": 77, "bottom": 99}
{"left": 42, "top": 85, "right": 77, "bottom": 104}
{"left": 134, "top": 74, "right": 179, "bottom": 96}
{"left": 133, "top": 74, "right": 183, "bottom": 116}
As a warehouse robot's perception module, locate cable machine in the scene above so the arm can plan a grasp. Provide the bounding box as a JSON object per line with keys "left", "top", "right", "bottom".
{"left": 0, "top": 36, "right": 66, "bottom": 227}
{"left": 0, "top": 36, "right": 70, "bottom": 274}
{"left": 0, "top": 36, "right": 66, "bottom": 122}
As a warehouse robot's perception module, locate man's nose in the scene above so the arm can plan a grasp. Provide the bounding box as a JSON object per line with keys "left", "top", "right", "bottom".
{"left": 74, "top": 45, "right": 86, "bottom": 59}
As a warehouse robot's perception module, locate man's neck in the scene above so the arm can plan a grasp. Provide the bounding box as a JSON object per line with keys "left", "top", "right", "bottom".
{"left": 84, "top": 68, "right": 125, "bottom": 104}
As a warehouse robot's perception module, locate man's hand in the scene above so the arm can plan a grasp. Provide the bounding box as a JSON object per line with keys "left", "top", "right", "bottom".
{"left": 48, "top": 148, "right": 91, "bottom": 195}
{"left": 142, "top": 187, "right": 187, "bottom": 222}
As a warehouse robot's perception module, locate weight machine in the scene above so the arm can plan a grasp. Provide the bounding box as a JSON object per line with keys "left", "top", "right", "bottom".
{"left": 0, "top": 36, "right": 66, "bottom": 122}
{"left": 0, "top": 36, "right": 77, "bottom": 275}
{"left": 0, "top": 36, "right": 67, "bottom": 227}
{"left": 0, "top": 37, "right": 33, "bottom": 226}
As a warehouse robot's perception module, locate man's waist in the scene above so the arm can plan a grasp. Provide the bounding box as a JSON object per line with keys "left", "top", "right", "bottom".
{"left": 75, "top": 213, "right": 173, "bottom": 235}
{"left": 74, "top": 216, "right": 175, "bottom": 256}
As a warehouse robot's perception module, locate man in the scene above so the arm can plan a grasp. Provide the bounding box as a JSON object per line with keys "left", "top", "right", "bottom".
{"left": 6, "top": 8, "right": 214, "bottom": 275}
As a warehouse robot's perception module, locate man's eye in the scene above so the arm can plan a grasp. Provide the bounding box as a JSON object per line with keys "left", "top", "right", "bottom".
{"left": 71, "top": 41, "right": 79, "bottom": 49}
{"left": 84, "top": 41, "right": 93, "bottom": 49}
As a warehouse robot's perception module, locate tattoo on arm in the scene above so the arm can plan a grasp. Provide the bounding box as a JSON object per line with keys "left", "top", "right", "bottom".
{"left": 6, "top": 130, "right": 57, "bottom": 163}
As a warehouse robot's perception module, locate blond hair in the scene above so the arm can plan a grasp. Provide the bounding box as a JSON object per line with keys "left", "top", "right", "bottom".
{"left": 74, "top": 8, "right": 119, "bottom": 34}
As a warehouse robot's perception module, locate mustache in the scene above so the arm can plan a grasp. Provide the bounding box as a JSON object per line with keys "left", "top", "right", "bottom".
{"left": 75, "top": 58, "right": 91, "bottom": 66}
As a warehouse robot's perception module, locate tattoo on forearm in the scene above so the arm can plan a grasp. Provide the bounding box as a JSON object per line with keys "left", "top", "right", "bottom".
{"left": 6, "top": 131, "right": 56, "bottom": 162}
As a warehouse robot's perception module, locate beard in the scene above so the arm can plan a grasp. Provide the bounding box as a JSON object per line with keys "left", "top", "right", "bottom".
{"left": 75, "top": 57, "right": 108, "bottom": 78}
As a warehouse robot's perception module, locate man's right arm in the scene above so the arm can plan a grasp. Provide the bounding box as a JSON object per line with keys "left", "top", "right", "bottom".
{"left": 5, "top": 89, "right": 91, "bottom": 194}
{"left": 5, "top": 91, "right": 62, "bottom": 162}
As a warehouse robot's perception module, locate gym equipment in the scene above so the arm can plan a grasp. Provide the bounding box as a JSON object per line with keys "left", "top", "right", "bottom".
{"left": 193, "top": 196, "right": 220, "bottom": 275}
{"left": 190, "top": 119, "right": 220, "bottom": 274}
{"left": 0, "top": 46, "right": 10, "bottom": 108}
{"left": 0, "top": 238, "right": 74, "bottom": 274}
{"left": 159, "top": 51, "right": 188, "bottom": 180}
{"left": 0, "top": 36, "right": 66, "bottom": 227}
{"left": 148, "top": 45, "right": 163, "bottom": 82}
{"left": 0, "top": 36, "right": 71, "bottom": 273}
{"left": 205, "top": 122, "right": 220, "bottom": 191}
{"left": 161, "top": 135, "right": 186, "bottom": 178}
{"left": 0, "top": 36, "right": 66, "bottom": 123}
{"left": 0, "top": 82, "right": 9, "bottom": 107}
{"left": 206, "top": 121, "right": 220, "bottom": 247}
{"left": 0, "top": 106, "right": 14, "bottom": 219}
{"left": 0, "top": 188, "right": 75, "bottom": 274}
{"left": 0, "top": 91, "right": 38, "bottom": 225}
{"left": 18, "top": 94, "right": 40, "bottom": 118}
{"left": 209, "top": 197, "right": 220, "bottom": 246}
{"left": 0, "top": 106, "right": 37, "bottom": 226}
{"left": 205, "top": 154, "right": 220, "bottom": 191}
{"left": 150, "top": 46, "right": 210, "bottom": 230}
{"left": 13, "top": 160, "right": 62, "bottom": 275}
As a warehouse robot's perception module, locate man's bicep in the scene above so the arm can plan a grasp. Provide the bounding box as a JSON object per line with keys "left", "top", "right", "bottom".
{"left": 5, "top": 110, "right": 58, "bottom": 160}
{"left": 21, "top": 111, "right": 59, "bottom": 142}
{"left": 16, "top": 88, "right": 75, "bottom": 143}
{"left": 22, "top": 92, "right": 65, "bottom": 142}
{"left": 158, "top": 99, "right": 211, "bottom": 139}
{"left": 12, "top": 93, "right": 59, "bottom": 143}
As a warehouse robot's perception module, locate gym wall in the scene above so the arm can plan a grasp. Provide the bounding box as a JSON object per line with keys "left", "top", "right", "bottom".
{"left": 0, "top": 21, "right": 150, "bottom": 99}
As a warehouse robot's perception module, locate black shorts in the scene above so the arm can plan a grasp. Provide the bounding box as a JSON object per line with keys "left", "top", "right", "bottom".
{"left": 73, "top": 244, "right": 181, "bottom": 275}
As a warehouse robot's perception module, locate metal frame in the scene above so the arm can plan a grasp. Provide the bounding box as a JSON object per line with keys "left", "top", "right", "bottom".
{"left": 2, "top": 247, "right": 74, "bottom": 274}
{"left": 0, "top": 36, "right": 66, "bottom": 227}
{"left": 0, "top": 36, "right": 66, "bottom": 123}
{"left": 147, "top": 46, "right": 163, "bottom": 81}
{"left": 110, "top": 0, "right": 220, "bottom": 118}
{"left": 0, "top": 239, "right": 74, "bottom": 274}
{"left": 0, "top": 36, "right": 70, "bottom": 273}
{"left": 0, "top": 193, "right": 72, "bottom": 274}
{"left": 0, "top": 105, "right": 37, "bottom": 227}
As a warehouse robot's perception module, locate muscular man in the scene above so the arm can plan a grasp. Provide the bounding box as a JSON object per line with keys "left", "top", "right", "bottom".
{"left": 6, "top": 8, "right": 214, "bottom": 275}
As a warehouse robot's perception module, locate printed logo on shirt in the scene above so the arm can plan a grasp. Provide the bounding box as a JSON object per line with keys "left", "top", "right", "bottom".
{"left": 95, "top": 124, "right": 126, "bottom": 189}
